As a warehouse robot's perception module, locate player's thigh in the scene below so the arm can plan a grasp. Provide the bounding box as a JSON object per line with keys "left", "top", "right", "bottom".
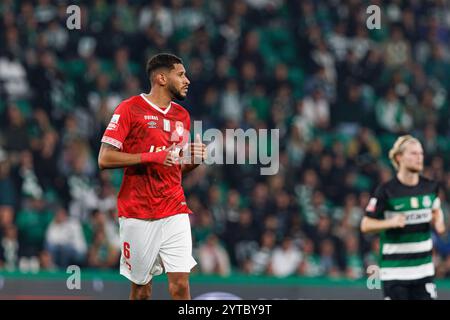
{"left": 119, "top": 217, "right": 163, "bottom": 284}
{"left": 159, "top": 214, "right": 197, "bottom": 273}
{"left": 383, "top": 281, "right": 410, "bottom": 300}
{"left": 411, "top": 281, "right": 437, "bottom": 300}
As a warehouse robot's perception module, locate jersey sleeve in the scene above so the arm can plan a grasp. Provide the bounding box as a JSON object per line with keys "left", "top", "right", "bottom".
{"left": 432, "top": 182, "right": 442, "bottom": 210}
{"left": 181, "top": 111, "right": 191, "bottom": 148}
{"left": 101, "top": 102, "right": 132, "bottom": 150}
{"left": 185, "top": 111, "right": 191, "bottom": 132}
{"left": 365, "top": 185, "right": 386, "bottom": 220}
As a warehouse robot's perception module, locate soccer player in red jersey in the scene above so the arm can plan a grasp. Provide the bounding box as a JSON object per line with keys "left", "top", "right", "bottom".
{"left": 98, "top": 53, "right": 206, "bottom": 300}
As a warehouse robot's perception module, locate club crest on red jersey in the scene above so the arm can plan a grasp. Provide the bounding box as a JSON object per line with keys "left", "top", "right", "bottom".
{"left": 175, "top": 121, "right": 184, "bottom": 136}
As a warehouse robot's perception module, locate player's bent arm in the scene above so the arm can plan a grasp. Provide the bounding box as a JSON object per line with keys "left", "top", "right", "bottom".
{"left": 98, "top": 143, "right": 141, "bottom": 169}
{"left": 98, "top": 143, "right": 174, "bottom": 170}
{"left": 360, "top": 215, "right": 405, "bottom": 234}
{"left": 432, "top": 208, "right": 446, "bottom": 235}
{"left": 181, "top": 163, "right": 200, "bottom": 175}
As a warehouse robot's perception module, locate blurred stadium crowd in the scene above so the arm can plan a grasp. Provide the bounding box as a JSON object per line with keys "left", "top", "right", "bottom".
{"left": 1, "top": 0, "right": 450, "bottom": 280}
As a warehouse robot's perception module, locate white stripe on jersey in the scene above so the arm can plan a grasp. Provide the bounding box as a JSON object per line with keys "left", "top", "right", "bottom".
{"left": 380, "top": 262, "right": 435, "bottom": 281}
{"left": 382, "top": 239, "right": 433, "bottom": 255}
{"left": 101, "top": 136, "right": 123, "bottom": 150}
{"left": 384, "top": 209, "right": 432, "bottom": 225}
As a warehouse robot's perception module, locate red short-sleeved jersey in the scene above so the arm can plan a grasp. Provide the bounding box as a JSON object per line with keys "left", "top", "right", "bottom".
{"left": 101, "top": 94, "right": 193, "bottom": 220}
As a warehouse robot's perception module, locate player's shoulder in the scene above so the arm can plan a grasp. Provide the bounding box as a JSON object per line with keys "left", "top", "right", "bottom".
{"left": 418, "top": 175, "right": 439, "bottom": 189}
{"left": 382, "top": 176, "right": 410, "bottom": 191}
{"left": 383, "top": 175, "right": 438, "bottom": 192}
{"left": 373, "top": 177, "right": 401, "bottom": 196}
{"left": 418, "top": 175, "right": 436, "bottom": 184}
{"left": 114, "top": 95, "right": 142, "bottom": 111}
{"left": 123, "top": 95, "right": 143, "bottom": 107}
{"left": 372, "top": 180, "right": 390, "bottom": 196}
{"left": 382, "top": 177, "right": 398, "bottom": 189}
{"left": 170, "top": 101, "right": 190, "bottom": 118}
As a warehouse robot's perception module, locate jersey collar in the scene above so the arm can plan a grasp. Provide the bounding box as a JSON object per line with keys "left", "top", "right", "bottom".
{"left": 140, "top": 93, "right": 172, "bottom": 115}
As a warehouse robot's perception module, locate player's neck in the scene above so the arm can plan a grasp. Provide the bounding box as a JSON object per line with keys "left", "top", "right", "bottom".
{"left": 397, "top": 170, "right": 419, "bottom": 186}
{"left": 143, "top": 91, "right": 172, "bottom": 110}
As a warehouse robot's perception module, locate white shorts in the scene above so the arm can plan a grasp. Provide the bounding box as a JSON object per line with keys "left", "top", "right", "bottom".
{"left": 119, "top": 213, "right": 197, "bottom": 285}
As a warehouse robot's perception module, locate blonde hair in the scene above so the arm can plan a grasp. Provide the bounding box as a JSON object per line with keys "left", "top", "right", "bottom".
{"left": 388, "top": 135, "right": 421, "bottom": 170}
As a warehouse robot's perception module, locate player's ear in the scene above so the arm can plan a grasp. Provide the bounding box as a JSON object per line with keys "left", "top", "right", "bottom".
{"left": 395, "top": 153, "right": 402, "bottom": 165}
{"left": 154, "top": 72, "right": 167, "bottom": 86}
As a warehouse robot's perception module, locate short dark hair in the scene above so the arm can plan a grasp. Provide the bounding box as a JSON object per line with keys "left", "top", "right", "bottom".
{"left": 146, "top": 53, "right": 183, "bottom": 81}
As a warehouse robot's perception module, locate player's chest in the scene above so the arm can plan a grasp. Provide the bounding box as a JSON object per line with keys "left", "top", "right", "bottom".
{"left": 132, "top": 114, "right": 185, "bottom": 142}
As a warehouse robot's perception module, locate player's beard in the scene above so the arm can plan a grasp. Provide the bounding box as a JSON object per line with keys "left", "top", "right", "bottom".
{"left": 407, "top": 164, "right": 423, "bottom": 173}
{"left": 168, "top": 83, "right": 186, "bottom": 101}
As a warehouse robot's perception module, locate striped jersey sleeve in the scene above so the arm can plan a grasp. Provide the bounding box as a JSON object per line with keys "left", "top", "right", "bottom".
{"left": 365, "top": 185, "right": 386, "bottom": 220}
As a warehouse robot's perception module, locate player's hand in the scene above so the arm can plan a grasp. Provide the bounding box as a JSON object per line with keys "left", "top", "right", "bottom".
{"left": 163, "top": 143, "right": 179, "bottom": 166}
{"left": 389, "top": 214, "right": 406, "bottom": 229}
{"left": 188, "top": 134, "right": 206, "bottom": 164}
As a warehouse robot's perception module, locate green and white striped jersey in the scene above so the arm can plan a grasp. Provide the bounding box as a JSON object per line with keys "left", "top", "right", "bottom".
{"left": 365, "top": 176, "right": 440, "bottom": 282}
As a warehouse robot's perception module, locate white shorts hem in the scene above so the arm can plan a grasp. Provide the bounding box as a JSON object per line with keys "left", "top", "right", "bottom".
{"left": 164, "top": 260, "right": 197, "bottom": 273}
{"left": 120, "top": 269, "right": 153, "bottom": 285}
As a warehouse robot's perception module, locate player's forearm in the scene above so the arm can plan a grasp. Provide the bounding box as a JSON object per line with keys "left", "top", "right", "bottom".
{"left": 98, "top": 145, "right": 171, "bottom": 169}
{"left": 181, "top": 163, "right": 200, "bottom": 174}
{"left": 98, "top": 149, "right": 142, "bottom": 170}
{"left": 432, "top": 209, "right": 446, "bottom": 235}
{"left": 360, "top": 216, "right": 395, "bottom": 234}
{"left": 434, "top": 220, "right": 446, "bottom": 235}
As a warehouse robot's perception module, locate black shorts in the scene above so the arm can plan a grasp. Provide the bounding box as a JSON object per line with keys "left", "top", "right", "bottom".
{"left": 382, "top": 277, "right": 437, "bottom": 300}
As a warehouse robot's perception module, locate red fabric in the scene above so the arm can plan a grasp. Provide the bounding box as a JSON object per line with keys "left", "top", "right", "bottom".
{"left": 140, "top": 150, "right": 169, "bottom": 165}
{"left": 101, "top": 95, "right": 192, "bottom": 219}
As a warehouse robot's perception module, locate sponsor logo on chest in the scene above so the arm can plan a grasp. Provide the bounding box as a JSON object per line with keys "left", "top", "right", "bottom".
{"left": 144, "top": 115, "right": 160, "bottom": 129}
{"left": 144, "top": 116, "right": 183, "bottom": 135}
{"left": 385, "top": 209, "right": 432, "bottom": 225}
{"left": 147, "top": 121, "right": 157, "bottom": 128}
